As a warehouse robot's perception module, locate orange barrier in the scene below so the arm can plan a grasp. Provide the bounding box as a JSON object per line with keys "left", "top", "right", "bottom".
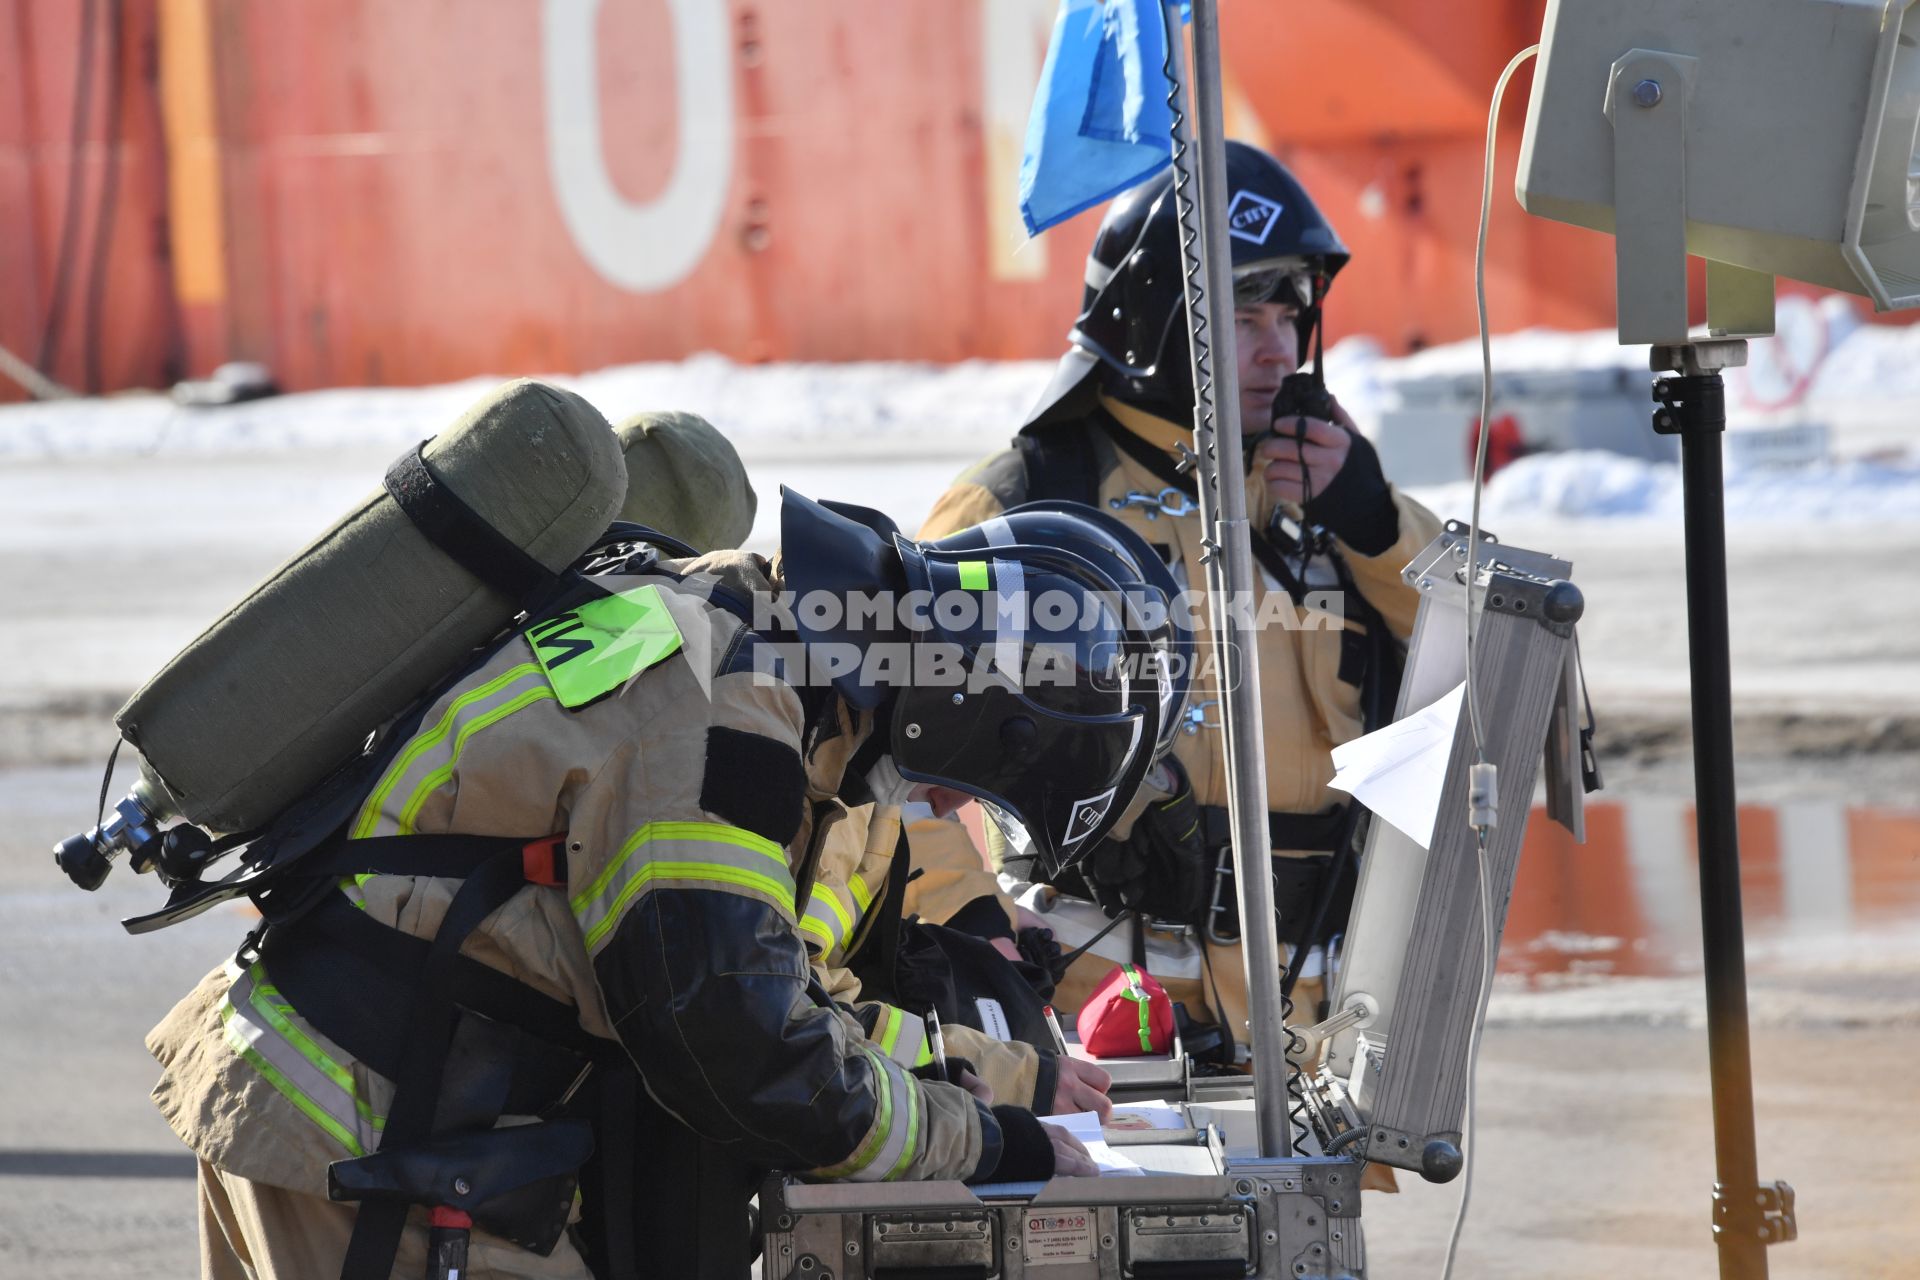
{"left": 1507, "top": 799, "right": 1920, "bottom": 982}
{"left": 957, "top": 794, "right": 1919, "bottom": 985}
{"left": 0, "top": 1, "right": 1894, "bottom": 400}
{"left": 2, "top": 0, "right": 176, "bottom": 395}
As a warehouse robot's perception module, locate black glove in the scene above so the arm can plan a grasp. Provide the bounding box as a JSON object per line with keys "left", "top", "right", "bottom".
{"left": 1301, "top": 425, "right": 1398, "bottom": 556}
{"left": 1083, "top": 757, "right": 1209, "bottom": 923}
{"left": 1012, "top": 926, "right": 1063, "bottom": 1002}
{"left": 980, "top": 1106, "right": 1055, "bottom": 1183}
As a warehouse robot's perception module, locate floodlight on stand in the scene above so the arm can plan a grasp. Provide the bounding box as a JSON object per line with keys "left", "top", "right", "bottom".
{"left": 1518, "top": 0, "right": 1920, "bottom": 345}
{"left": 1507, "top": 1, "right": 1920, "bottom": 1276}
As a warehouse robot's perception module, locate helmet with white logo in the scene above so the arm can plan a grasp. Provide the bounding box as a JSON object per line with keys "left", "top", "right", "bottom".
{"left": 920, "top": 500, "right": 1193, "bottom": 760}
{"left": 778, "top": 489, "right": 1166, "bottom": 876}
{"left": 1024, "top": 141, "right": 1349, "bottom": 429}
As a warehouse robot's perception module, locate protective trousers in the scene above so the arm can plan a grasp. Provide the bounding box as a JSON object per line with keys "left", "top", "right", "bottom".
{"left": 195, "top": 1162, "right": 590, "bottom": 1280}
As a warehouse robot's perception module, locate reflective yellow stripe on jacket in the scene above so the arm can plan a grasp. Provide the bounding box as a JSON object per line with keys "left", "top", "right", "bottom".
{"left": 219, "top": 963, "right": 384, "bottom": 1158}
{"left": 810, "top": 1048, "right": 924, "bottom": 1182}
{"left": 350, "top": 663, "right": 555, "bottom": 838}
{"left": 872, "top": 1004, "right": 934, "bottom": 1069}
{"left": 571, "top": 821, "right": 796, "bottom": 955}
{"left": 799, "top": 882, "right": 859, "bottom": 955}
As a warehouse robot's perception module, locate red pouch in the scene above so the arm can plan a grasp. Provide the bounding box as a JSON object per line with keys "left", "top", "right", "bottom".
{"left": 1075, "top": 963, "right": 1174, "bottom": 1057}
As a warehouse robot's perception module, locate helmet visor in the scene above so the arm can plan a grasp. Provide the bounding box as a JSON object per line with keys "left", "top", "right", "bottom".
{"left": 888, "top": 541, "right": 1162, "bottom": 874}
{"left": 892, "top": 676, "right": 1155, "bottom": 875}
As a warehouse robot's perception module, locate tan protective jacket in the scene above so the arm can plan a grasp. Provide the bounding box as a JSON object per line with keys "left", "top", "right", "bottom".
{"left": 804, "top": 804, "right": 1050, "bottom": 1110}
{"left": 904, "top": 395, "right": 1441, "bottom": 916}
{"left": 148, "top": 553, "right": 994, "bottom": 1201}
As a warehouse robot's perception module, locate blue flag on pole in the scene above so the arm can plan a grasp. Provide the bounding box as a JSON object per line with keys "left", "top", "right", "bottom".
{"left": 1017, "top": 0, "right": 1191, "bottom": 237}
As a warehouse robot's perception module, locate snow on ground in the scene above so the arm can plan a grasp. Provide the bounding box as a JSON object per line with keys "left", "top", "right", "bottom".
{"left": 1405, "top": 449, "right": 1920, "bottom": 526}
{"left": 4, "top": 314, "right": 1914, "bottom": 524}
{"left": 0, "top": 355, "right": 1048, "bottom": 464}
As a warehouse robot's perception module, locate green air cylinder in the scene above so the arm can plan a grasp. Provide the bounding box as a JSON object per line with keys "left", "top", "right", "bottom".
{"left": 116, "top": 379, "right": 627, "bottom": 836}
{"left": 613, "top": 410, "right": 758, "bottom": 553}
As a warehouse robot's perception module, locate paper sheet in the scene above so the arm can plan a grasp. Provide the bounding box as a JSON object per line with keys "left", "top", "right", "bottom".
{"left": 1326, "top": 681, "right": 1466, "bottom": 850}
{"left": 1051, "top": 1110, "right": 1145, "bottom": 1176}
{"left": 1106, "top": 1101, "right": 1185, "bottom": 1132}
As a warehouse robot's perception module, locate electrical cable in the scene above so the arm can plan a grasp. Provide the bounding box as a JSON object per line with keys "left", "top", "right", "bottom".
{"left": 1444, "top": 43, "right": 1539, "bottom": 1280}
{"left": 1324, "top": 1123, "right": 1370, "bottom": 1155}
{"left": 1465, "top": 43, "right": 1541, "bottom": 765}
{"left": 1443, "top": 828, "right": 1499, "bottom": 1280}
{"left": 36, "top": 0, "right": 100, "bottom": 379}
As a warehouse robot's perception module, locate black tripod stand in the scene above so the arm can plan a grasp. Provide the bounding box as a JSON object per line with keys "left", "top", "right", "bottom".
{"left": 1651, "top": 342, "right": 1797, "bottom": 1279}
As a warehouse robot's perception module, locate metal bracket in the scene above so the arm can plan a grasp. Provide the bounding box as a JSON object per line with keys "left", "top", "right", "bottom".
{"left": 1348, "top": 1123, "right": 1464, "bottom": 1185}
{"left": 1298, "top": 1165, "right": 1361, "bottom": 1219}
{"left": 1651, "top": 338, "right": 1749, "bottom": 377}
{"left": 1481, "top": 570, "right": 1584, "bottom": 639}
{"left": 1706, "top": 260, "right": 1775, "bottom": 339}
{"left": 1712, "top": 1179, "right": 1798, "bottom": 1246}
{"left": 1604, "top": 49, "right": 1700, "bottom": 345}
{"left": 1652, "top": 372, "right": 1728, "bottom": 438}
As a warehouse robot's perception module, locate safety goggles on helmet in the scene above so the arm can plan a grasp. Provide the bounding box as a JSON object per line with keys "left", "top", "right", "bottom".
{"left": 1232, "top": 262, "right": 1313, "bottom": 309}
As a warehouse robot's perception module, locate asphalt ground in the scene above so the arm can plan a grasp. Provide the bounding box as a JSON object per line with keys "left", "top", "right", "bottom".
{"left": 6, "top": 763, "right": 1917, "bottom": 1278}
{"left": 4, "top": 448, "right": 1916, "bottom": 1276}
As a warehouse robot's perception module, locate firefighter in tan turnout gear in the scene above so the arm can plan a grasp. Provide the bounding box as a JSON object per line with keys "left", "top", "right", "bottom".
{"left": 908, "top": 142, "right": 1443, "bottom": 1077}
{"left": 791, "top": 502, "right": 1199, "bottom": 1127}
{"left": 136, "top": 390, "right": 1190, "bottom": 1276}
{"left": 801, "top": 798, "right": 1119, "bottom": 1121}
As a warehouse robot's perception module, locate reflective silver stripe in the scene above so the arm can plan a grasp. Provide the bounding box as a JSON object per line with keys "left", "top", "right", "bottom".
{"left": 798, "top": 909, "right": 838, "bottom": 954}
{"left": 832, "top": 1050, "right": 919, "bottom": 1182}
{"left": 571, "top": 822, "right": 795, "bottom": 955}
{"left": 801, "top": 890, "right": 851, "bottom": 955}
{"left": 875, "top": 1005, "right": 930, "bottom": 1068}
{"left": 220, "top": 964, "right": 379, "bottom": 1157}
{"left": 853, "top": 1050, "right": 918, "bottom": 1181}
{"left": 991, "top": 558, "right": 1026, "bottom": 684}
{"left": 802, "top": 881, "right": 874, "bottom": 960}
{"left": 351, "top": 662, "right": 554, "bottom": 839}
{"left": 849, "top": 873, "right": 876, "bottom": 911}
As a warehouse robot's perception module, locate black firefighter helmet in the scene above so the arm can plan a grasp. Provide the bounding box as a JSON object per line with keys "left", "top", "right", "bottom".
{"left": 779, "top": 489, "right": 1166, "bottom": 875}
{"left": 924, "top": 500, "right": 1193, "bottom": 761}
{"left": 1025, "top": 140, "right": 1350, "bottom": 429}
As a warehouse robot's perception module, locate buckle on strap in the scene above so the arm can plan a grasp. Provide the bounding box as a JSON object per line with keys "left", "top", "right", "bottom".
{"left": 522, "top": 835, "right": 568, "bottom": 888}
{"left": 1108, "top": 487, "right": 1198, "bottom": 520}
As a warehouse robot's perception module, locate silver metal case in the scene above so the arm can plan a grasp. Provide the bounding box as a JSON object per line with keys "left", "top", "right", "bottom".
{"left": 761, "top": 1137, "right": 1366, "bottom": 1279}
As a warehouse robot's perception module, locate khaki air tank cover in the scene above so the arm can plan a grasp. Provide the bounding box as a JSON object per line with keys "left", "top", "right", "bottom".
{"left": 117, "top": 379, "right": 627, "bottom": 835}
{"left": 614, "top": 410, "right": 757, "bottom": 553}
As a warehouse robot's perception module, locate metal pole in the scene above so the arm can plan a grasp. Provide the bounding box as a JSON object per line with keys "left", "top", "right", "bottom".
{"left": 1165, "top": 0, "right": 1294, "bottom": 1158}
{"left": 1677, "top": 405, "right": 1767, "bottom": 1280}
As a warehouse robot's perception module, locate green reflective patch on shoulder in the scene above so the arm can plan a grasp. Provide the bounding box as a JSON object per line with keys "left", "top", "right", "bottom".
{"left": 957, "top": 560, "right": 990, "bottom": 591}
{"left": 526, "top": 584, "right": 684, "bottom": 709}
